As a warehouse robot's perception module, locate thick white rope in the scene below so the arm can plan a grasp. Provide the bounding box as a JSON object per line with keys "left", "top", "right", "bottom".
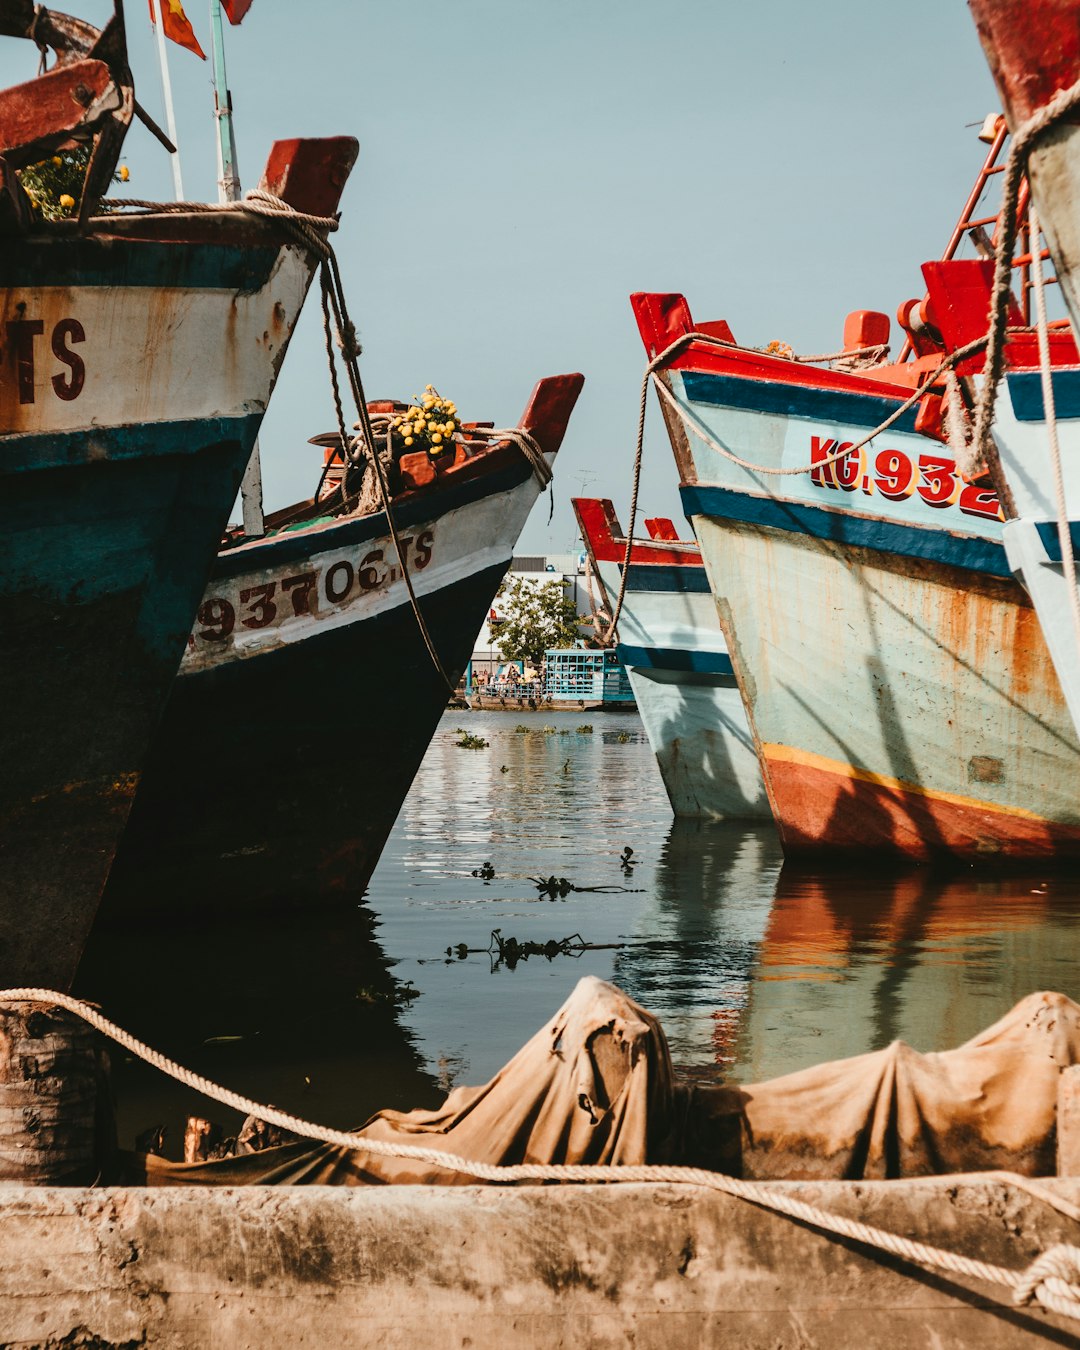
{"left": 1028, "top": 202, "right": 1080, "bottom": 674}
{"left": 971, "top": 75, "right": 1080, "bottom": 469}
{"left": 6, "top": 988, "right": 1080, "bottom": 1321}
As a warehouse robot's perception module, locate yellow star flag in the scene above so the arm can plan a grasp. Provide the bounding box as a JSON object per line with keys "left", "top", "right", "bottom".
{"left": 148, "top": 0, "right": 207, "bottom": 60}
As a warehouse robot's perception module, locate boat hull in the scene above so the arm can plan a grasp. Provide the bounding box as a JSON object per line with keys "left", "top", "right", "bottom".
{"left": 0, "top": 436, "right": 256, "bottom": 983}
{"left": 101, "top": 440, "right": 564, "bottom": 916}
{"left": 691, "top": 508, "right": 1080, "bottom": 860}
{"left": 592, "top": 557, "right": 767, "bottom": 821}
{"left": 0, "top": 214, "right": 331, "bottom": 986}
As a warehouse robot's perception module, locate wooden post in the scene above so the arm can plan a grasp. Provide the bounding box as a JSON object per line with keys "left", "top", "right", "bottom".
{"left": 0, "top": 1001, "right": 112, "bottom": 1184}
{"left": 1057, "top": 1064, "right": 1080, "bottom": 1176}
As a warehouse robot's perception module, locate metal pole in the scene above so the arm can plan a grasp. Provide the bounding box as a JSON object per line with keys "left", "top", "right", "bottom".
{"left": 209, "top": 0, "right": 265, "bottom": 536}
{"left": 209, "top": 0, "right": 241, "bottom": 203}
{"left": 151, "top": 0, "right": 185, "bottom": 200}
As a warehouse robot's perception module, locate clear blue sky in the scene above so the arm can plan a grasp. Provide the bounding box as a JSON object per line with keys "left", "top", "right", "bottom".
{"left": 4, "top": 2, "right": 1000, "bottom": 552}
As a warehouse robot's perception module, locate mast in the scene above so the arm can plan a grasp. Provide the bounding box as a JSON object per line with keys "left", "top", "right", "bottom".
{"left": 209, "top": 0, "right": 265, "bottom": 536}
{"left": 209, "top": 0, "right": 241, "bottom": 203}
{"left": 150, "top": 0, "right": 185, "bottom": 200}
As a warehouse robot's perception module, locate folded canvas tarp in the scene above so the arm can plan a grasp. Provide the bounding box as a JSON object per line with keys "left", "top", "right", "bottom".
{"left": 131, "top": 977, "right": 1080, "bottom": 1185}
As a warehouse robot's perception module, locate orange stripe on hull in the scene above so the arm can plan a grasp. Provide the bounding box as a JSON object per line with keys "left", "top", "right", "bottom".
{"left": 763, "top": 745, "right": 1080, "bottom": 860}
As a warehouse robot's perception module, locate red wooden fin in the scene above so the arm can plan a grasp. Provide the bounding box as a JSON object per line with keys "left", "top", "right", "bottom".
{"left": 515, "top": 373, "right": 585, "bottom": 456}
{"left": 259, "top": 137, "right": 359, "bottom": 218}
{"left": 645, "top": 517, "right": 680, "bottom": 541}
{"left": 572, "top": 497, "right": 624, "bottom": 562}
{"left": 695, "top": 319, "right": 736, "bottom": 345}
{"left": 630, "top": 292, "right": 695, "bottom": 357}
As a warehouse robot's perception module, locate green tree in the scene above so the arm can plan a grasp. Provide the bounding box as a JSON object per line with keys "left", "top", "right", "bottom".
{"left": 493, "top": 577, "right": 581, "bottom": 670}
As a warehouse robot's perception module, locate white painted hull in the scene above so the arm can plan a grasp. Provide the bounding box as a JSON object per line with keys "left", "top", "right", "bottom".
{"left": 595, "top": 556, "right": 769, "bottom": 821}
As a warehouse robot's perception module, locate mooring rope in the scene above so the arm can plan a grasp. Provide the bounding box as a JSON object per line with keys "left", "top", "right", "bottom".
{"left": 603, "top": 74, "right": 1080, "bottom": 649}
{"left": 98, "top": 189, "right": 469, "bottom": 701}
{"left": 600, "top": 331, "right": 988, "bottom": 644}
{"left": 5, "top": 987, "right": 1080, "bottom": 1323}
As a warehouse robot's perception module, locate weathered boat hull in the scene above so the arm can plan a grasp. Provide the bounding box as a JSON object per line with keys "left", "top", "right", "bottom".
{"left": 573, "top": 498, "right": 768, "bottom": 821}
{"left": 969, "top": 0, "right": 1080, "bottom": 746}
{"left": 691, "top": 502, "right": 1080, "bottom": 859}
{"left": 0, "top": 137, "right": 358, "bottom": 986}
{"left": 632, "top": 292, "right": 1080, "bottom": 861}
{"left": 102, "top": 379, "right": 582, "bottom": 917}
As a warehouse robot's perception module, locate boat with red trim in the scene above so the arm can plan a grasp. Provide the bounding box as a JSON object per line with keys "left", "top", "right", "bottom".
{"left": 967, "top": 0, "right": 1080, "bottom": 751}
{"left": 631, "top": 124, "right": 1080, "bottom": 861}
{"left": 573, "top": 497, "right": 768, "bottom": 821}
{"left": 0, "top": 2, "right": 356, "bottom": 985}
{"left": 100, "top": 376, "right": 583, "bottom": 919}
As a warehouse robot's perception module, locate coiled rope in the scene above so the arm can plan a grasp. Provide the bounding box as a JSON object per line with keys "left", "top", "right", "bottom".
{"left": 5, "top": 987, "right": 1080, "bottom": 1323}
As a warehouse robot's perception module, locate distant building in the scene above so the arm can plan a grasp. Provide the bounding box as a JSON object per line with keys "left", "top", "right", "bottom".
{"left": 469, "top": 552, "right": 596, "bottom": 679}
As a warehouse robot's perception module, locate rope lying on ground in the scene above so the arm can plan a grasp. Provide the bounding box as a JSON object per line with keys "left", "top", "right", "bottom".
{"left": 6, "top": 987, "right": 1080, "bottom": 1323}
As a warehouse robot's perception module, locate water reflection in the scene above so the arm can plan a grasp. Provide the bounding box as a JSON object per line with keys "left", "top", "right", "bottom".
{"left": 74, "top": 902, "right": 438, "bottom": 1153}
{"left": 732, "top": 867, "right": 1080, "bottom": 1084}
{"left": 613, "top": 820, "right": 782, "bottom": 1074}
{"left": 75, "top": 708, "right": 1080, "bottom": 1153}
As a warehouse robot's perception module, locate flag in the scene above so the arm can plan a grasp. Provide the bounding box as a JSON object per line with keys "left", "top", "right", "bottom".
{"left": 148, "top": 0, "right": 206, "bottom": 59}
{"left": 222, "top": 0, "right": 255, "bottom": 22}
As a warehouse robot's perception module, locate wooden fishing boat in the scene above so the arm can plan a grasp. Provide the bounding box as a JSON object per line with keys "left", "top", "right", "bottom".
{"left": 100, "top": 376, "right": 583, "bottom": 919}
{"left": 632, "top": 277, "right": 1080, "bottom": 861}
{"left": 0, "top": 2, "right": 356, "bottom": 986}
{"left": 966, "top": 0, "right": 1080, "bottom": 750}
{"left": 573, "top": 497, "right": 768, "bottom": 820}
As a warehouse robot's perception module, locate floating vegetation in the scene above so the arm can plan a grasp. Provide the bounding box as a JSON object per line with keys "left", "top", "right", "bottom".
{"left": 576, "top": 724, "right": 593, "bottom": 734}
{"left": 356, "top": 981, "right": 420, "bottom": 1006}
{"left": 515, "top": 724, "right": 530, "bottom": 733}
{"left": 456, "top": 732, "right": 489, "bottom": 749}
{"left": 500, "top": 764, "right": 509, "bottom": 774}
{"left": 488, "top": 929, "right": 587, "bottom": 970}
{"left": 529, "top": 874, "right": 643, "bottom": 900}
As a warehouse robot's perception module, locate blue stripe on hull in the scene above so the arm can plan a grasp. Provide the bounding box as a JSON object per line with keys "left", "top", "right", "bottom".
{"left": 681, "top": 484, "right": 1011, "bottom": 578}
{"left": 623, "top": 563, "right": 710, "bottom": 594}
{"left": 1008, "top": 369, "right": 1080, "bottom": 421}
{"left": 1034, "top": 520, "right": 1080, "bottom": 563}
{"left": 0, "top": 238, "right": 279, "bottom": 292}
{"left": 681, "top": 369, "right": 920, "bottom": 433}
{"left": 3, "top": 414, "right": 263, "bottom": 475}
{"left": 618, "top": 642, "right": 733, "bottom": 677}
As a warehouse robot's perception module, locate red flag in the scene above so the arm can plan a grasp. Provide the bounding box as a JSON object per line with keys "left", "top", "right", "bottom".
{"left": 221, "top": 0, "right": 254, "bottom": 22}
{"left": 148, "top": 0, "right": 206, "bottom": 59}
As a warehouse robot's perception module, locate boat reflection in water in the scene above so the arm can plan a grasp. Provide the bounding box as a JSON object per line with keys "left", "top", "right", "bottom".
{"left": 612, "top": 820, "right": 783, "bottom": 1077}
{"left": 73, "top": 901, "right": 438, "bottom": 1155}
{"left": 730, "top": 866, "right": 1080, "bottom": 1085}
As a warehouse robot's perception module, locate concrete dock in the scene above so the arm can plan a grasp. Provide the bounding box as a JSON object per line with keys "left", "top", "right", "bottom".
{"left": 3, "top": 1178, "right": 1080, "bottom": 1347}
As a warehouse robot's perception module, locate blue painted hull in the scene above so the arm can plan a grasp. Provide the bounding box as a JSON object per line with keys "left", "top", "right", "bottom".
{"left": 1, "top": 225, "right": 320, "bottom": 987}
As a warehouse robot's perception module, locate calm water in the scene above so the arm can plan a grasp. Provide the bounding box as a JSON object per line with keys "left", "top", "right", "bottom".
{"left": 76, "top": 707, "right": 1080, "bottom": 1154}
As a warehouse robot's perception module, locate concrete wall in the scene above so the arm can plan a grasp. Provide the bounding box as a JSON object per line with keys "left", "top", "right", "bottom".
{"left": 2, "top": 1179, "right": 1080, "bottom": 1348}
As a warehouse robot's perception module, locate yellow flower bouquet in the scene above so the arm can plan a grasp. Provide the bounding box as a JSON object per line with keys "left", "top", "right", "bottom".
{"left": 390, "top": 386, "right": 461, "bottom": 460}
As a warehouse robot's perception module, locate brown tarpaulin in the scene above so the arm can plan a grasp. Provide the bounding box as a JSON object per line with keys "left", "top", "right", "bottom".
{"left": 130, "top": 978, "right": 1080, "bottom": 1185}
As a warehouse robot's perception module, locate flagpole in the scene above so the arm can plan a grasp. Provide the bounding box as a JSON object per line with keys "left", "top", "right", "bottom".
{"left": 151, "top": 0, "right": 185, "bottom": 201}
{"left": 210, "top": 0, "right": 265, "bottom": 537}
{"left": 209, "top": 0, "right": 241, "bottom": 203}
